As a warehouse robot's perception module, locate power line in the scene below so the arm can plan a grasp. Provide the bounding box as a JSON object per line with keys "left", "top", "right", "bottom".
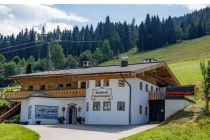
{"left": 0, "top": 31, "right": 132, "bottom": 55}
{"left": 0, "top": 31, "right": 132, "bottom": 52}
{"left": 0, "top": 40, "right": 37, "bottom": 51}
{"left": 0, "top": 42, "right": 48, "bottom": 55}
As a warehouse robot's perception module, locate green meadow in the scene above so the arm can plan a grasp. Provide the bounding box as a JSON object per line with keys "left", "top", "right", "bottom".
{"left": 0, "top": 124, "right": 39, "bottom": 140}
{"left": 101, "top": 35, "right": 210, "bottom": 86}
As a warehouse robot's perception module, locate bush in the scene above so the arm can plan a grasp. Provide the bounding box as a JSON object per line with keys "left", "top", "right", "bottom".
{"left": 58, "top": 116, "right": 65, "bottom": 124}
{"left": 0, "top": 100, "right": 10, "bottom": 109}
{"left": 4, "top": 114, "right": 20, "bottom": 124}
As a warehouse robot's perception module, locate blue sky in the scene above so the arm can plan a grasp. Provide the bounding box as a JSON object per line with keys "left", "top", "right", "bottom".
{"left": 53, "top": 5, "right": 189, "bottom": 26}
{"left": 0, "top": 4, "right": 209, "bottom": 35}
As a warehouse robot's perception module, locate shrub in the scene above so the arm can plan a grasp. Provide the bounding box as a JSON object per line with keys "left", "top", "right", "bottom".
{"left": 0, "top": 100, "right": 10, "bottom": 109}
{"left": 58, "top": 116, "right": 65, "bottom": 124}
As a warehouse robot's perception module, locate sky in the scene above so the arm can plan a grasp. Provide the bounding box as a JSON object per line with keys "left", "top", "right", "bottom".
{"left": 0, "top": 4, "right": 209, "bottom": 35}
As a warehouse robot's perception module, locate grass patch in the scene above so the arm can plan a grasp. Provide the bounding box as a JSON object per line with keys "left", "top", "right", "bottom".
{"left": 122, "top": 105, "right": 210, "bottom": 140}
{"left": 101, "top": 36, "right": 210, "bottom": 85}
{"left": 0, "top": 124, "right": 39, "bottom": 140}
{"left": 101, "top": 35, "right": 210, "bottom": 66}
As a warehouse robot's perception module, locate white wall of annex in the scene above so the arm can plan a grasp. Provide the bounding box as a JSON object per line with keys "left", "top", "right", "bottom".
{"left": 165, "top": 99, "right": 193, "bottom": 119}
{"left": 20, "top": 99, "right": 29, "bottom": 122}
{"left": 20, "top": 97, "right": 85, "bottom": 124}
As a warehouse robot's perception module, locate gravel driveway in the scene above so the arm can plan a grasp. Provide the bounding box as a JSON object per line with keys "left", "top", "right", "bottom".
{"left": 25, "top": 124, "right": 158, "bottom": 140}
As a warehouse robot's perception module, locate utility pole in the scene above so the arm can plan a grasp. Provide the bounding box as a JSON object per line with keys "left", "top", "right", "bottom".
{"left": 47, "top": 42, "right": 51, "bottom": 71}
{"left": 141, "top": 35, "right": 144, "bottom": 52}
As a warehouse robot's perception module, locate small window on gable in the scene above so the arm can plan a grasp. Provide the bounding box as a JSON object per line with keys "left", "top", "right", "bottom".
{"left": 81, "top": 81, "right": 86, "bottom": 89}
{"left": 145, "top": 84, "right": 148, "bottom": 92}
{"left": 86, "top": 102, "right": 89, "bottom": 112}
{"left": 58, "top": 84, "right": 64, "bottom": 89}
{"left": 117, "top": 102, "right": 125, "bottom": 111}
{"left": 95, "top": 80, "right": 101, "bottom": 87}
{"left": 140, "top": 82, "right": 143, "bottom": 91}
{"left": 118, "top": 80, "right": 125, "bottom": 87}
{"left": 103, "top": 79, "right": 109, "bottom": 87}
{"left": 103, "top": 101, "right": 111, "bottom": 111}
{"left": 40, "top": 85, "right": 45, "bottom": 90}
{"left": 28, "top": 85, "right": 33, "bottom": 91}
{"left": 156, "top": 87, "right": 159, "bottom": 91}
{"left": 139, "top": 105, "right": 142, "bottom": 114}
{"left": 66, "top": 83, "right": 72, "bottom": 88}
{"left": 93, "top": 102, "right": 100, "bottom": 111}
{"left": 151, "top": 86, "right": 153, "bottom": 92}
{"left": 145, "top": 106, "right": 148, "bottom": 116}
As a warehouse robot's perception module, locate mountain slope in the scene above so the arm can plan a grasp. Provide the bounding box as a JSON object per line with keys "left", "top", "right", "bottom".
{"left": 101, "top": 35, "right": 210, "bottom": 85}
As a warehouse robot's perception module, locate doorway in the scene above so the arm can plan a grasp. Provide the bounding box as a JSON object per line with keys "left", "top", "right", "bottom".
{"left": 68, "top": 105, "right": 77, "bottom": 124}
{"left": 149, "top": 100, "right": 165, "bottom": 122}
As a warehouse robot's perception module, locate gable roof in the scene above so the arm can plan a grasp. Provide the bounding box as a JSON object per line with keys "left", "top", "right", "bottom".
{"left": 10, "top": 62, "right": 162, "bottom": 78}
{"left": 8, "top": 62, "right": 180, "bottom": 86}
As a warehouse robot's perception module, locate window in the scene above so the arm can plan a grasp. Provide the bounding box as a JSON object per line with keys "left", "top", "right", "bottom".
{"left": 145, "top": 107, "right": 148, "bottom": 116}
{"left": 139, "top": 105, "right": 142, "bottom": 114}
{"left": 66, "top": 83, "right": 72, "bottom": 88}
{"left": 117, "top": 102, "right": 125, "bottom": 111}
{"left": 140, "top": 82, "right": 143, "bottom": 90}
{"left": 145, "top": 84, "right": 148, "bottom": 92}
{"left": 93, "top": 102, "right": 100, "bottom": 111}
{"left": 28, "top": 106, "right": 32, "bottom": 119}
{"left": 103, "top": 79, "right": 109, "bottom": 87}
{"left": 103, "top": 101, "right": 111, "bottom": 111}
{"left": 81, "top": 81, "right": 86, "bottom": 89}
{"left": 27, "top": 85, "right": 33, "bottom": 91}
{"left": 118, "top": 80, "right": 125, "bottom": 87}
{"left": 95, "top": 80, "right": 101, "bottom": 87}
{"left": 151, "top": 86, "right": 153, "bottom": 92}
{"left": 86, "top": 102, "right": 89, "bottom": 112}
{"left": 58, "top": 84, "right": 64, "bottom": 89}
{"left": 40, "top": 85, "right": 45, "bottom": 90}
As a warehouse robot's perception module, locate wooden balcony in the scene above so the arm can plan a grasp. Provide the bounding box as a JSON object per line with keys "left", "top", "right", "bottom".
{"left": 149, "top": 91, "right": 165, "bottom": 100}
{"left": 6, "top": 89, "right": 86, "bottom": 99}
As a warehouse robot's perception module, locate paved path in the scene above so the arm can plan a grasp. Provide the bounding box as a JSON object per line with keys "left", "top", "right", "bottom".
{"left": 25, "top": 124, "right": 158, "bottom": 140}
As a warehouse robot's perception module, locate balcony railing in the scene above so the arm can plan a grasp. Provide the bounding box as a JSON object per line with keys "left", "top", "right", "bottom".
{"left": 6, "top": 89, "right": 86, "bottom": 99}
{"left": 149, "top": 91, "right": 165, "bottom": 100}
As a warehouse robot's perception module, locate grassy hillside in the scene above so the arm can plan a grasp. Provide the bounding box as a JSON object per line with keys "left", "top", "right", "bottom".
{"left": 101, "top": 35, "right": 210, "bottom": 85}
{"left": 122, "top": 105, "right": 210, "bottom": 140}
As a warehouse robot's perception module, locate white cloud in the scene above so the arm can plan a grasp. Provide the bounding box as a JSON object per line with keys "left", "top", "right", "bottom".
{"left": 184, "top": 4, "right": 210, "bottom": 11}
{"left": 0, "top": 5, "right": 91, "bottom": 35}
{"left": 45, "top": 22, "right": 73, "bottom": 33}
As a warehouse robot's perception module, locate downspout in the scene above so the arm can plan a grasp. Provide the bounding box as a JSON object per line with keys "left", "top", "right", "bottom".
{"left": 120, "top": 73, "right": 131, "bottom": 124}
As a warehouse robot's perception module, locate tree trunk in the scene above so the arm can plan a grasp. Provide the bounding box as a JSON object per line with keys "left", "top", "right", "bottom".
{"left": 205, "top": 91, "right": 209, "bottom": 114}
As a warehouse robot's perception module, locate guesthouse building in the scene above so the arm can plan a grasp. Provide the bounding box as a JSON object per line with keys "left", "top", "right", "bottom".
{"left": 6, "top": 58, "right": 193, "bottom": 125}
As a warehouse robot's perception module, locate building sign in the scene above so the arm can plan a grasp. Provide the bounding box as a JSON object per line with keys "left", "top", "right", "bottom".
{"left": 166, "top": 85, "right": 194, "bottom": 96}
{"left": 91, "top": 87, "right": 113, "bottom": 100}
{"left": 35, "top": 105, "right": 58, "bottom": 119}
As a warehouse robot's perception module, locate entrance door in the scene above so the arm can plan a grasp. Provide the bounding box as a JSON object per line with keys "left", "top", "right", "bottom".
{"left": 69, "top": 106, "right": 77, "bottom": 124}
{"left": 149, "top": 100, "right": 165, "bottom": 122}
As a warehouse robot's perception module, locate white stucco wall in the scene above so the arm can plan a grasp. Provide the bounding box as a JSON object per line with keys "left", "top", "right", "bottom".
{"left": 20, "top": 97, "right": 85, "bottom": 124}
{"left": 85, "top": 79, "right": 130, "bottom": 125}
{"left": 19, "top": 77, "right": 160, "bottom": 125}
{"left": 130, "top": 78, "right": 158, "bottom": 124}
{"left": 165, "top": 99, "right": 193, "bottom": 119}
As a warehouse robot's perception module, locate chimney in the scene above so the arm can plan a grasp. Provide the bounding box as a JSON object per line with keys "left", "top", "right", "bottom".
{"left": 121, "top": 56, "right": 128, "bottom": 67}
{"left": 143, "top": 58, "right": 158, "bottom": 63}
{"left": 83, "top": 61, "right": 91, "bottom": 68}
